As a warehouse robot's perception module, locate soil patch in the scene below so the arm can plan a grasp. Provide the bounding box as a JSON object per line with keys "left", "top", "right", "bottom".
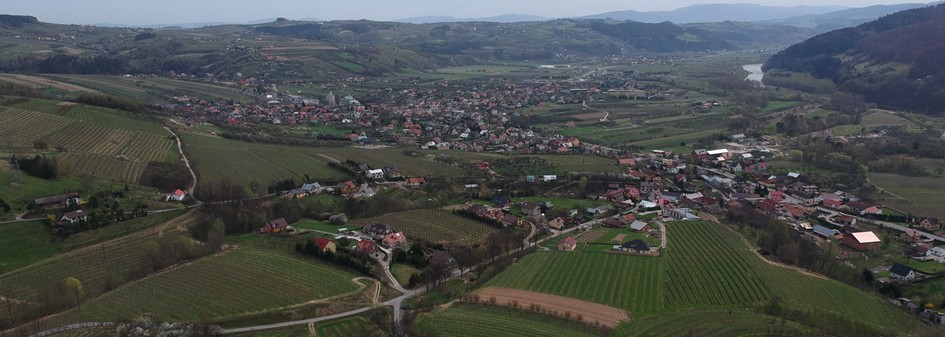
{"left": 610, "top": 233, "right": 627, "bottom": 244}
{"left": 473, "top": 287, "right": 629, "bottom": 328}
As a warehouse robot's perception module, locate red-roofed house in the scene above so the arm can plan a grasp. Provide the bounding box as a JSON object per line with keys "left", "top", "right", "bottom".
{"left": 166, "top": 189, "right": 186, "bottom": 202}
{"left": 406, "top": 177, "right": 426, "bottom": 188}
{"left": 823, "top": 198, "right": 843, "bottom": 208}
{"left": 356, "top": 239, "right": 377, "bottom": 254}
{"left": 618, "top": 158, "right": 637, "bottom": 167}
{"left": 860, "top": 206, "right": 882, "bottom": 216}
{"left": 382, "top": 232, "right": 407, "bottom": 248}
{"left": 557, "top": 237, "right": 577, "bottom": 251}
{"left": 315, "top": 237, "right": 337, "bottom": 254}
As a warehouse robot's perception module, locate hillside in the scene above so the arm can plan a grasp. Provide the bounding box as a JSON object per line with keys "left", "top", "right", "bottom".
{"left": 0, "top": 15, "right": 809, "bottom": 81}
{"left": 579, "top": 4, "right": 846, "bottom": 23}
{"left": 763, "top": 3, "right": 945, "bottom": 116}
{"left": 761, "top": 2, "right": 938, "bottom": 33}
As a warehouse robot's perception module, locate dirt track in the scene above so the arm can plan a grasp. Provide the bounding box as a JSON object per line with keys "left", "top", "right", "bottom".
{"left": 475, "top": 287, "right": 629, "bottom": 328}
{"left": 0, "top": 74, "right": 96, "bottom": 92}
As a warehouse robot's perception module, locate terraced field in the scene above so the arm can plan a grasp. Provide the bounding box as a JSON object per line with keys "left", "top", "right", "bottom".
{"left": 60, "top": 247, "right": 360, "bottom": 322}
{"left": 351, "top": 209, "right": 499, "bottom": 244}
{"left": 0, "top": 101, "right": 175, "bottom": 183}
{"left": 415, "top": 303, "right": 607, "bottom": 337}
{"left": 487, "top": 252, "right": 664, "bottom": 315}
{"left": 483, "top": 221, "right": 931, "bottom": 336}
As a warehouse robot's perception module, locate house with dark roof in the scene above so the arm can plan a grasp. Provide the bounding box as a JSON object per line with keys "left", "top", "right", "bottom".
{"left": 520, "top": 202, "right": 541, "bottom": 216}
{"left": 363, "top": 222, "right": 393, "bottom": 238}
{"left": 260, "top": 218, "right": 289, "bottom": 234}
{"left": 33, "top": 192, "right": 80, "bottom": 208}
{"left": 890, "top": 263, "right": 916, "bottom": 281}
{"left": 59, "top": 210, "right": 88, "bottom": 224}
{"left": 617, "top": 239, "right": 651, "bottom": 254}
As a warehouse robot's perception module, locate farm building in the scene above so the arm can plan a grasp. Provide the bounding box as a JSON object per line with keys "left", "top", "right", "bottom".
{"left": 557, "top": 237, "right": 577, "bottom": 251}
{"left": 32, "top": 192, "right": 80, "bottom": 208}
{"left": 629, "top": 220, "right": 650, "bottom": 232}
{"left": 315, "top": 237, "right": 337, "bottom": 254}
{"left": 382, "top": 232, "right": 407, "bottom": 248}
{"left": 602, "top": 218, "right": 623, "bottom": 228}
{"left": 617, "top": 239, "right": 651, "bottom": 254}
{"left": 812, "top": 225, "right": 839, "bottom": 238}
{"left": 889, "top": 263, "right": 916, "bottom": 281}
{"left": 261, "top": 218, "right": 289, "bottom": 234}
{"left": 842, "top": 231, "right": 881, "bottom": 251}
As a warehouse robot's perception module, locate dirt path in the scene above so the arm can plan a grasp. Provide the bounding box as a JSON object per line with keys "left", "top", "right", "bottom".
{"left": 314, "top": 154, "right": 341, "bottom": 163}
{"left": 474, "top": 287, "right": 629, "bottom": 328}
{"left": 164, "top": 127, "right": 198, "bottom": 196}
{"left": 307, "top": 322, "right": 316, "bottom": 337}
{"left": 0, "top": 74, "right": 96, "bottom": 92}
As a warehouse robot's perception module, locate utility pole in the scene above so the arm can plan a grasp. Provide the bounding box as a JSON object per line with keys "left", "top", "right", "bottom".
{"left": 5, "top": 130, "right": 23, "bottom": 187}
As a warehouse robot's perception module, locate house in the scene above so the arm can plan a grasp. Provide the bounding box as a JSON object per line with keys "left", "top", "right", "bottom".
{"left": 836, "top": 215, "right": 857, "bottom": 226}
{"left": 261, "top": 218, "right": 289, "bottom": 234}
{"left": 617, "top": 158, "right": 637, "bottom": 167}
{"left": 842, "top": 231, "right": 881, "bottom": 251}
{"left": 492, "top": 195, "right": 511, "bottom": 208}
{"left": 861, "top": 206, "right": 883, "bottom": 216}
{"left": 629, "top": 220, "right": 651, "bottom": 232}
{"left": 889, "top": 263, "right": 916, "bottom": 281}
{"left": 669, "top": 208, "right": 700, "bottom": 221}
{"left": 315, "top": 237, "right": 337, "bottom": 254}
{"left": 822, "top": 198, "right": 843, "bottom": 209}
{"left": 520, "top": 202, "right": 542, "bottom": 217}
{"left": 363, "top": 222, "right": 393, "bottom": 238}
{"left": 301, "top": 183, "right": 321, "bottom": 193}
{"left": 166, "top": 189, "right": 186, "bottom": 202}
{"left": 339, "top": 180, "right": 358, "bottom": 195}
{"left": 547, "top": 217, "right": 565, "bottom": 230}
{"left": 812, "top": 225, "right": 839, "bottom": 238}
{"left": 557, "top": 237, "right": 577, "bottom": 251}
{"left": 617, "top": 239, "right": 651, "bottom": 254}
{"left": 501, "top": 214, "right": 524, "bottom": 227}
{"left": 406, "top": 177, "right": 426, "bottom": 188}
{"left": 603, "top": 218, "right": 623, "bottom": 228}
{"left": 356, "top": 239, "right": 377, "bottom": 254}
{"left": 382, "top": 232, "right": 407, "bottom": 248}
{"left": 930, "top": 246, "right": 945, "bottom": 260}
{"left": 917, "top": 218, "right": 942, "bottom": 231}
{"left": 59, "top": 210, "right": 88, "bottom": 224}
{"left": 366, "top": 169, "right": 385, "bottom": 180}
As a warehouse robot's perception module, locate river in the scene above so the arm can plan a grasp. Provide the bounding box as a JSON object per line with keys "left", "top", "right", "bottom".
{"left": 743, "top": 64, "right": 764, "bottom": 86}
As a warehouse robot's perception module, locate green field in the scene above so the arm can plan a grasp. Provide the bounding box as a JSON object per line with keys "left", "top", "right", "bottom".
{"left": 415, "top": 303, "right": 606, "bottom": 337}
{"left": 391, "top": 263, "right": 420, "bottom": 286}
{"left": 0, "top": 220, "right": 60, "bottom": 274}
{"left": 55, "top": 247, "right": 360, "bottom": 323}
{"left": 351, "top": 209, "right": 499, "bottom": 244}
{"left": 869, "top": 173, "right": 945, "bottom": 220}
{"left": 615, "top": 308, "right": 817, "bottom": 337}
{"left": 180, "top": 131, "right": 469, "bottom": 189}
{"left": 485, "top": 221, "right": 930, "bottom": 335}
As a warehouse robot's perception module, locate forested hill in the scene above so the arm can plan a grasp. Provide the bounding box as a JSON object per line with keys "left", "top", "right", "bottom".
{"left": 0, "top": 16, "right": 811, "bottom": 80}
{"left": 764, "top": 3, "right": 945, "bottom": 116}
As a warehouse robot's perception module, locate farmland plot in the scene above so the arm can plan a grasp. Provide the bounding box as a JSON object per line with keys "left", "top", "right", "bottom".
{"left": 415, "top": 303, "right": 606, "bottom": 337}
{"left": 0, "top": 107, "right": 73, "bottom": 149}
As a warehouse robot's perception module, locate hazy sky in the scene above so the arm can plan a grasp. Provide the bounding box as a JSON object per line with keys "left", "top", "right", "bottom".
{"left": 5, "top": 0, "right": 932, "bottom": 25}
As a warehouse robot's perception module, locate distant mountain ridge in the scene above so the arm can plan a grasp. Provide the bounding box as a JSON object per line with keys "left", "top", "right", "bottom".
{"left": 397, "top": 14, "right": 548, "bottom": 24}
{"left": 764, "top": 3, "right": 945, "bottom": 116}
{"left": 760, "top": 2, "right": 940, "bottom": 33}
{"left": 579, "top": 4, "right": 846, "bottom": 23}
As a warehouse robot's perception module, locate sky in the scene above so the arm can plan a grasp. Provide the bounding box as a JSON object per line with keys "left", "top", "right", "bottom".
{"left": 4, "top": 0, "right": 932, "bottom": 25}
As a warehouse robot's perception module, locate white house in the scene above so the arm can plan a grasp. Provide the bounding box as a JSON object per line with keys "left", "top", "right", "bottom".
{"left": 366, "top": 169, "right": 385, "bottom": 180}
{"left": 890, "top": 263, "right": 916, "bottom": 281}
